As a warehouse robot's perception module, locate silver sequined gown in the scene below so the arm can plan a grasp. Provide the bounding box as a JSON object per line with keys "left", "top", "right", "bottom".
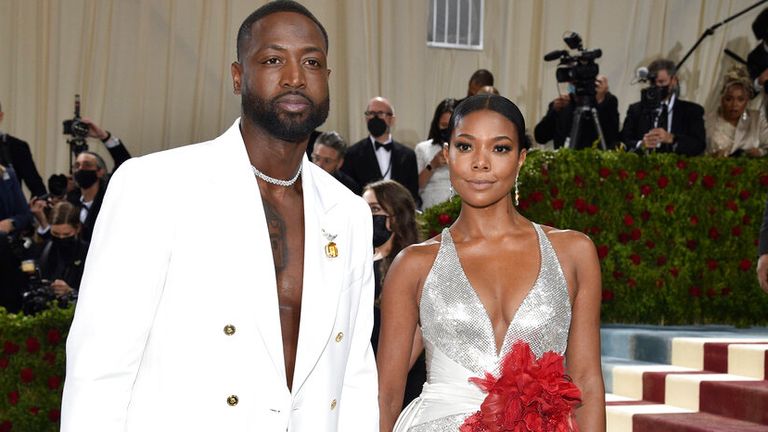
{"left": 394, "top": 223, "right": 572, "bottom": 431}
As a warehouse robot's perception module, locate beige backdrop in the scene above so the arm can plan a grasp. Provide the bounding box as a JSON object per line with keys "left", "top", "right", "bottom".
{"left": 0, "top": 0, "right": 762, "bottom": 191}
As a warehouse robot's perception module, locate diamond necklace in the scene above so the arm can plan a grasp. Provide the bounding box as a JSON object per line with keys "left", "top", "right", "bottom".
{"left": 251, "top": 163, "right": 302, "bottom": 187}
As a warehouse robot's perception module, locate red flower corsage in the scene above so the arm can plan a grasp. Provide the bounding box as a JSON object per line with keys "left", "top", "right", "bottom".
{"left": 460, "top": 340, "right": 582, "bottom": 432}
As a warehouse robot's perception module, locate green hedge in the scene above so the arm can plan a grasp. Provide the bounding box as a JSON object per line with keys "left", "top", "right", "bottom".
{"left": 422, "top": 150, "right": 768, "bottom": 326}
{"left": 0, "top": 306, "right": 73, "bottom": 432}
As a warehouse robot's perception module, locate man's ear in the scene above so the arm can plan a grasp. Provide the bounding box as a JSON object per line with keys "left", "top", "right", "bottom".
{"left": 337, "top": 156, "right": 344, "bottom": 171}
{"left": 231, "top": 62, "right": 243, "bottom": 95}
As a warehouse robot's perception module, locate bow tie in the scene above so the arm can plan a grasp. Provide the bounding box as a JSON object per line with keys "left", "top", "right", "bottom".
{"left": 375, "top": 141, "right": 392, "bottom": 151}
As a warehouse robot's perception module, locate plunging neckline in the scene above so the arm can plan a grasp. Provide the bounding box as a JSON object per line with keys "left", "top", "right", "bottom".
{"left": 445, "top": 223, "right": 544, "bottom": 357}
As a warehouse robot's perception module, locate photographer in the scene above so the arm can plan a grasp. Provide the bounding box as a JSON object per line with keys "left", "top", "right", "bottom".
{"left": 37, "top": 201, "right": 88, "bottom": 299}
{"left": 66, "top": 151, "right": 110, "bottom": 242}
{"left": 28, "top": 174, "right": 69, "bottom": 240}
{"left": 0, "top": 163, "right": 33, "bottom": 313}
{"left": 534, "top": 74, "right": 619, "bottom": 149}
{"left": 0, "top": 101, "right": 47, "bottom": 198}
{"left": 620, "top": 58, "right": 706, "bottom": 156}
{"left": 78, "top": 118, "right": 132, "bottom": 172}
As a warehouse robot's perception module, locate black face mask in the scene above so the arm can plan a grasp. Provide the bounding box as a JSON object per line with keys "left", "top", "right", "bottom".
{"left": 367, "top": 116, "right": 388, "bottom": 137}
{"left": 52, "top": 236, "right": 77, "bottom": 257}
{"left": 372, "top": 214, "right": 392, "bottom": 248}
{"left": 74, "top": 169, "right": 98, "bottom": 189}
{"left": 438, "top": 127, "right": 451, "bottom": 144}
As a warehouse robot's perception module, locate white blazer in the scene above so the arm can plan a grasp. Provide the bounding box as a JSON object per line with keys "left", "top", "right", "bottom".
{"left": 61, "top": 119, "right": 378, "bottom": 431}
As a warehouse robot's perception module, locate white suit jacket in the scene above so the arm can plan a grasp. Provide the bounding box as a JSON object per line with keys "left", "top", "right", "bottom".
{"left": 61, "top": 119, "right": 378, "bottom": 431}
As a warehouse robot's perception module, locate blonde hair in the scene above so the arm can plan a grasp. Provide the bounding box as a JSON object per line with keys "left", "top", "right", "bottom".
{"left": 721, "top": 67, "right": 753, "bottom": 97}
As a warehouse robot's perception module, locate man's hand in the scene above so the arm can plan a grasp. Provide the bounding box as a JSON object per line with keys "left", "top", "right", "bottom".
{"left": 595, "top": 75, "right": 609, "bottom": 104}
{"left": 51, "top": 279, "right": 74, "bottom": 298}
{"left": 429, "top": 151, "right": 446, "bottom": 169}
{"left": 758, "top": 69, "right": 768, "bottom": 86}
{"left": 29, "top": 197, "right": 50, "bottom": 228}
{"left": 757, "top": 254, "right": 768, "bottom": 294}
{"left": 552, "top": 94, "right": 570, "bottom": 112}
{"left": 642, "top": 128, "right": 673, "bottom": 149}
{"left": 81, "top": 118, "right": 109, "bottom": 141}
{"left": 746, "top": 148, "right": 765, "bottom": 158}
{"left": 0, "top": 218, "right": 14, "bottom": 234}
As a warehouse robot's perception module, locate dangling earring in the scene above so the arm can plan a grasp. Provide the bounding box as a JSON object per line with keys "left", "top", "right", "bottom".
{"left": 449, "top": 184, "right": 455, "bottom": 199}
{"left": 742, "top": 111, "right": 748, "bottom": 122}
{"left": 514, "top": 177, "right": 520, "bottom": 206}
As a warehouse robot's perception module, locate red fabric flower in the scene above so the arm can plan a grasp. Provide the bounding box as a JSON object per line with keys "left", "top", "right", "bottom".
{"left": 602, "top": 290, "right": 614, "bottom": 302}
{"left": 688, "top": 171, "right": 699, "bottom": 184}
{"left": 574, "top": 198, "right": 587, "bottom": 213}
{"left": 731, "top": 166, "right": 744, "bottom": 176}
{"left": 550, "top": 186, "right": 559, "bottom": 197}
{"left": 0, "top": 357, "right": 8, "bottom": 369}
{"left": 48, "top": 409, "right": 61, "bottom": 423}
{"left": 438, "top": 213, "right": 453, "bottom": 226}
{"left": 47, "top": 375, "right": 62, "bottom": 390}
{"left": 739, "top": 190, "right": 750, "bottom": 201}
{"left": 670, "top": 267, "right": 680, "bottom": 278}
{"left": 574, "top": 175, "right": 585, "bottom": 188}
{"left": 689, "top": 215, "right": 699, "bottom": 226}
{"left": 597, "top": 245, "right": 609, "bottom": 260}
{"left": 640, "top": 184, "right": 652, "bottom": 197}
{"left": 29, "top": 407, "right": 40, "bottom": 415}
{"left": 3, "top": 341, "right": 19, "bottom": 355}
{"left": 635, "top": 170, "right": 647, "bottom": 180}
{"left": 20, "top": 368, "right": 34, "bottom": 384}
{"left": 630, "top": 229, "right": 642, "bottom": 241}
{"left": 657, "top": 176, "right": 669, "bottom": 189}
{"left": 701, "top": 175, "right": 715, "bottom": 189}
{"left": 731, "top": 226, "right": 742, "bottom": 237}
{"left": 0, "top": 420, "right": 11, "bottom": 432}
{"left": 706, "top": 259, "right": 718, "bottom": 271}
{"left": 461, "top": 340, "right": 581, "bottom": 432}
{"left": 627, "top": 278, "right": 637, "bottom": 287}
{"left": 598, "top": 167, "right": 611, "bottom": 178}
{"left": 47, "top": 329, "right": 62, "bottom": 346}
{"left": 530, "top": 191, "right": 544, "bottom": 203}
{"left": 618, "top": 169, "right": 629, "bottom": 180}
{"left": 708, "top": 227, "right": 720, "bottom": 240}
{"left": 623, "top": 214, "right": 634, "bottom": 227}
{"left": 656, "top": 256, "right": 667, "bottom": 266}
{"left": 612, "top": 271, "right": 624, "bottom": 280}
{"left": 551, "top": 199, "right": 564, "bottom": 210}
{"left": 630, "top": 254, "right": 641, "bottom": 265}
{"left": 586, "top": 204, "right": 598, "bottom": 216}
{"left": 640, "top": 211, "right": 651, "bottom": 222}
{"left": 665, "top": 204, "right": 675, "bottom": 214}
{"left": 676, "top": 160, "right": 688, "bottom": 170}
{"left": 645, "top": 240, "right": 655, "bottom": 249}
{"left": 689, "top": 286, "right": 702, "bottom": 297}
{"left": 8, "top": 391, "right": 19, "bottom": 406}
{"left": 43, "top": 352, "right": 56, "bottom": 366}
{"left": 760, "top": 174, "right": 768, "bottom": 186}
{"left": 26, "top": 337, "right": 40, "bottom": 354}
{"left": 739, "top": 259, "right": 752, "bottom": 272}
{"left": 725, "top": 200, "right": 738, "bottom": 212}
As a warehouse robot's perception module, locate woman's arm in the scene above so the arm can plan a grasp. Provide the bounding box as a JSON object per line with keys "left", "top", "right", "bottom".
{"left": 564, "top": 232, "right": 606, "bottom": 432}
{"left": 377, "top": 246, "right": 427, "bottom": 431}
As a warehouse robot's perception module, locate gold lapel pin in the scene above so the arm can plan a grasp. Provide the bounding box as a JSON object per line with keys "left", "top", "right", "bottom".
{"left": 322, "top": 229, "right": 339, "bottom": 258}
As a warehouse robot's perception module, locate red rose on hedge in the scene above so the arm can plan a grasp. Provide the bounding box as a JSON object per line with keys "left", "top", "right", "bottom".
{"left": 0, "top": 420, "right": 11, "bottom": 432}
{"left": 599, "top": 167, "right": 611, "bottom": 178}
{"left": 739, "top": 259, "right": 752, "bottom": 271}
{"left": 760, "top": 174, "right": 768, "bottom": 186}
{"left": 618, "top": 232, "right": 630, "bottom": 244}
{"left": 688, "top": 171, "right": 699, "bottom": 184}
{"left": 20, "top": 368, "right": 34, "bottom": 383}
{"left": 437, "top": 213, "right": 452, "bottom": 226}
{"left": 26, "top": 337, "right": 40, "bottom": 354}
{"left": 43, "top": 351, "right": 56, "bottom": 365}
{"left": 689, "top": 215, "right": 699, "bottom": 225}
{"left": 731, "top": 166, "right": 744, "bottom": 176}
{"left": 48, "top": 409, "right": 61, "bottom": 422}
{"left": 706, "top": 259, "right": 718, "bottom": 271}
{"left": 623, "top": 214, "right": 634, "bottom": 226}
{"left": 602, "top": 290, "right": 614, "bottom": 302}
{"left": 636, "top": 170, "right": 647, "bottom": 180}
{"left": 630, "top": 228, "right": 642, "bottom": 241}
{"left": 739, "top": 190, "right": 750, "bottom": 201}
{"left": 612, "top": 270, "right": 624, "bottom": 280}
{"left": 0, "top": 357, "right": 8, "bottom": 369}
{"left": 630, "top": 254, "right": 641, "bottom": 265}
{"left": 574, "top": 175, "right": 585, "bottom": 187}
{"left": 8, "top": 390, "right": 19, "bottom": 406}
{"left": 640, "top": 210, "right": 650, "bottom": 222}
{"left": 574, "top": 197, "right": 587, "bottom": 212}
{"left": 670, "top": 267, "right": 680, "bottom": 277}
{"left": 640, "top": 184, "right": 652, "bottom": 196}
{"left": 701, "top": 175, "right": 715, "bottom": 189}
{"left": 29, "top": 407, "right": 40, "bottom": 415}
{"left": 551, "top": 199, "right": 564, "bottom": 210}
{"left": 47, "top": 375, "right": 62, "bottom": 390}
{"left": 732, "top": 226, "right": 742, "bottom": 237}
{"left": 676, "top": 160, "right": 688, "bottom": 170}
{"left": 656, "top": 256, "right": 667, "bottom": 266}
{"left": 708, "top": 227, "right": 720, "bottom": 240}
{"left": 47, "top": 329, "right": 62, "bottom": 346}
{"left": 3, "top": 341, "right": 19, "bottom": 355}
{"left": 627, "top": 278, "right": 637, "bottom": 287}
{"left": 618, "top": 169, "right": 629, "bottom": 180}
{"left": 645, "top": 240, "right": 655, "bottom": 249}
{"left": 689, "top": 286, "right": 702, "bottom": 297}
{"left": 665, "top": 204, "right": 675, "bottom": 214}
{"left": 725, "top": 200, "right": 738, "bottom": 212}
{"left": 586, "top": 204, "right": 599, "bottom": 215}
{"left": 657, "top": 176, "right": 669, "bottom": 188}
{"left": 550, "top": 186, "right": 559, "bottom": 197}
{"left": 530, "top": 191, "right": 544, "bottom": 202}
{"left": 597, "top": 245, "right": 609, "bottom": 260}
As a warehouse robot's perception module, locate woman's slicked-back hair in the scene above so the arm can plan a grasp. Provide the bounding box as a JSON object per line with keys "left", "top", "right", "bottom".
{"left": 450, "top": 94, "right": 530, "bottom": 152}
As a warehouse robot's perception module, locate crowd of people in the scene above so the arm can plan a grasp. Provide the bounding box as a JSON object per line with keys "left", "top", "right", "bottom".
{"left": 1, "top": 1, "right": 768, "bottom": 431}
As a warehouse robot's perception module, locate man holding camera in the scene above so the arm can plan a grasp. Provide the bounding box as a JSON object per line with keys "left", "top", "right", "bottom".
{"left": 0, "top": 101, "right": 47, "bottom": 198}
{"left": 534, "top": 74, "right": 619, "bottom": 149}
{"left": 620, "top": 58, "right": 706, "bottom": 156}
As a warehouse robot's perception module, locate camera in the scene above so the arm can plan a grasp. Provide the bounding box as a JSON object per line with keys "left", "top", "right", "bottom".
{"left": 544, "top": 32, "right": 602, "bottom": 103}
{"left": 62, "top": 94, "right": 89, "bottom": 155}
{"left": 21, "top": 278, "right": 56, "bottom": 315}
{"left": 640, "top": 72, "right": 670, "bottom": 114}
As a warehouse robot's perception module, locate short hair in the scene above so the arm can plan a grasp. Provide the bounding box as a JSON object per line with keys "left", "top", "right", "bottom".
{"left": 469, "top": 69, "right": 494, "bottom": 87}
{"left": 427, "top": 98, "right": 457, "bottom": 142}
{"left": 49, "top": 201, "right": 81, "bottom": 228}
{"left": 721, "top": 66, "right": 754, "bottom": 97}
{"left": 450, "top": 94, "right": 531, "bottom": 152}
{"left": 314, "top": 131, "right": 347, "bottom": 157}
{"left": 648, "top": 58, "right": 677, "bottom": 78}
{"left": 79, "top": 151, "right": 107, "bottom": 171}
{"left": 236, "top": 0, "right": 329, "bottom": 62}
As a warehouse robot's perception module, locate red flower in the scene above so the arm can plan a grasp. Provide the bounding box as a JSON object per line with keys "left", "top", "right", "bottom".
{"left": 706, "top": 259, "right": 718, "bottom": 271}
{"left": 688, "top": 171, "right": 699, "bottom": 185}
{"left": 3, "top": 341, "right": 19, "bottom": 355}
{"left": 706, "top": 288, "right": 717, "bottom": 298}
{"left": 640, "top": 210, "right": 650, "bottom": 222}
{"left": 48, "top": 409, "right": 61, "bottom": 423}
{"left": 656, "top": 256, "right": 667, "bottom": 266}
{"left": 739, "top": 190, "right": 750, "bottom": 201}
{"left": 461, "top": 340, "right": 581, "bottom": 432}
{"left": 26, "top": 337, "right": 40, "bottom": 354}
{"left": 8, "top": 390, "right": 19, "bottom": 406}
{"left": 0, "top": 357, "right": 8, "bottom": 369}
{"left": 574, "top": 175, "right": 585, "bottom": 188}
{"left": 0, "top": 421, "right": 11, "bottom": 432}
{"left": 625, "top": 192, "right": 634, "bottom": 202}
{"left": 645, "top": 240, "right": 655, "bottom": 249}
{"left": 630, "top": 254, "right": 641, "bottom": 265}
{"left": 574, "top": 197, "right": 587, "bottom": 213}
{"left": 623, "top": 214, "right": 634, "bottom": 227}
{"left": 47, "top": 375, "right": 62, "bottom": 390}
{"left": 20, "top": 368, "right": 34, "bottom": 384}
{"left": 530, "top": 191, "right": 544, "bottom": 203}
{"left": 689, "top": 215, "right": 699, "bottom": 226}
{"left": 551, "top": 199, "right": 564, "bottom": 210}
{"left": 599, "top": 167, "right": 611, "bottom": 178}
{"left": 731, "top": 166, "right": 744, "bottom": 176}
{"left": 541, "top": 166, "right": 549, "bottom": 177}
{"left": 701, "top": 175, "right": 716, "bottom": 189}
{"left": 612, "top": 270, "right": 624, "bottom": 280}
{"left": 708, "top": 227, "right": 720, "bottom": 240}
{"left": 47, "top": 329, "right": 62, "bottom": 346}
{"left": 587, "top": 226, "right": 601, "bottom": 235}
{"left": 732, "top": 226, "right": 742, "bottom": 237}
{"left": 670, "top": 267, "right": 680, "bottom": 277}
{"left": 739, "top": 259, "right": 752, "bottom": 272}
{"left": 618, "top": 169, "right": 629, "bottom": 180}
{"left": 743, "top": 215, "right": 752, "bottom": 225}
{"left": 618, "top": 232, "right": 630, "bottom": 244}
{"left": 597, "top": 245, "right": 609, "bottom": 260}
{"left": 725, "top": 200, "right": 738, "bottom": 212}
{"left": 665, "top": 204, "right": 675, "bottom": 214}
{"left": 676, "top": 160, "right": 688, "bottom": 170}
{"left": 437, "top": 213, "right": 452, "bottom": 226}
{"left": 640, "top": 184, "right": 652, "bottom": 196}
{"left": 689, "top": 286, "right": 702, "bottom": 297}
{"left": 627, "top": 278, "right": 637, "bottom": 287}
{"left": 686, "top": 240, "right": 698, "bottom": 251}
{"left": 29, "top": 407, "right": 39, "bottom": 415}
{"left": 760, "top": 174, "right": 768, "bottom": 186}
{"left": 586, "top": 204, "right": 599, "bottom": 215}
{"left": 657, "top": 176, "right": 669, "bottom": 188}
{"left": 518, "top": 199, "right": 531, "bottom": 211}
{"left": 550, "top": 186, "right": 559, "bottom": 197}
{"left": 635, "top": 170, "right": 647, "bottom": 180}
{"left": 630, "top": 229, "right": 642, "bottom": 241}
{"left": 602, "top": 290, "right": 614, "bottom": 302}
{"left": 43, "top": 352, "right": 56, "bottom": 366}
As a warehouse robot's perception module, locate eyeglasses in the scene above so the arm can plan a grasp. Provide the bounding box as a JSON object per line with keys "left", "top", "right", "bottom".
{"left": 311, "top": 154, "right": 338, "bottom": 165}
{"left": 364, "top": 110, "right": 394, "bottom": 118}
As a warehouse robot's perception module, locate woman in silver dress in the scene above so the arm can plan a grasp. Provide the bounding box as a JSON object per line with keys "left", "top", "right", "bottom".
{"left": 377, "top": 94, "right": 605, "bottom": 431}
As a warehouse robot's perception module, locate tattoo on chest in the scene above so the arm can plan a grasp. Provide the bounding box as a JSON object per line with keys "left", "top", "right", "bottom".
{"left": 263, "top": 201, "right": 287, "bottom": 272}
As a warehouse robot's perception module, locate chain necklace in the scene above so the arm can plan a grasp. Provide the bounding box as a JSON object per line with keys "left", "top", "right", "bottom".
{"left": 251, "top": 163, "right": 302, "bottom": 187}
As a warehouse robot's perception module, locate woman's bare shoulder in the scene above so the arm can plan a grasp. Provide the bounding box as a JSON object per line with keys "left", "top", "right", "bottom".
{"left": 394, "top": 234, "right": 443, "bottom": 269}
{"left": 539, "top": 224, "right": 597, "bottom": 261}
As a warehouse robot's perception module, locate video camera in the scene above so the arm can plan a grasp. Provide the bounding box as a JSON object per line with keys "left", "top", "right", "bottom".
{"left": 635, "top": 68, "right": 670, "bottom": 114}
{"left": 62, "top": 94, "right": 89, "bottom": 155}
{"left": 544, "top": 32, "right": 602, "bottom": 103}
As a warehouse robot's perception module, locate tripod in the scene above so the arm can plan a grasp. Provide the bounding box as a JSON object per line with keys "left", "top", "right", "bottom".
{"left": 566, "top": 102, "right": 607, "bottom": 150}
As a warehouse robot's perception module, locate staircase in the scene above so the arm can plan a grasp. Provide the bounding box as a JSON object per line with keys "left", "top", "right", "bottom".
{"left": 601, "top": 325, "right": 768, "bottom": 432}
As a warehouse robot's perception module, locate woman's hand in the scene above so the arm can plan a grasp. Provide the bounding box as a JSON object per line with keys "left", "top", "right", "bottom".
{"left": 51, "top": 279, "right": 74, "bottom": 298}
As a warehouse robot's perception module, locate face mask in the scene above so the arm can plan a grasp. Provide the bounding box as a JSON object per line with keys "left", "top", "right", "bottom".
{"left": 52, "top": 236, "right": 77, "bottom": 256}
{"left": 658, "top": 85, "right": 670, "bottom": 100}
{"left": 74, "top": 169, "right": 98, "bottom": 189}
{"left": 438, "top": 127, "right": 451, "bottom": 144}
{"left": 367, "top": 116, "right": 388, "bottom": 137}
{"left": 372, "top": 214, "right": 392, "bottom": 248}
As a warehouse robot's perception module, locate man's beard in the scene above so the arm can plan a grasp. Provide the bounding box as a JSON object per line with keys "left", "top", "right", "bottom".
{"left": 242, "top": 89, "right": 329, "bottom": 143}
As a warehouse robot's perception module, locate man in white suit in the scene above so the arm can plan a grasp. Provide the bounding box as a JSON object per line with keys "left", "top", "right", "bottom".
{"left": 60, "top": 1, "right": 378, "bottom": 430}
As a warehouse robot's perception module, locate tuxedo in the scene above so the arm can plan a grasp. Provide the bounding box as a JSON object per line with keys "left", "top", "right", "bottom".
{"left": 0, "top": 133, "right": 46, "bottom": 197}
{"left": 620, "top": 97, "right": 706, "bottom": 156}
{"left": 533, "top": 93, "right": 620, "bottom": 150}
{"left": 62, "top": 119, "right": 378, "bottom": 431}
{"left": 66, "top": 178, "right": 107, "bottom": 242}
{"left": 341, "top": 137, "right": 420, "bottom": 205}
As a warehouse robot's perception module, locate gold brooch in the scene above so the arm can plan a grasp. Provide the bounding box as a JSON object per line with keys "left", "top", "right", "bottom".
{"left": 322, "top": 229, "right": 338, "bottom": 258}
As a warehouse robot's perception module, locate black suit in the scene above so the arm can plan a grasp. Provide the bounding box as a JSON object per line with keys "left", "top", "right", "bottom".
{"left": 534, "top": 94, "right": 620, "bottom": 150}
{"left": 0, "top": 133, "right": 46, "bottom": 197}
{"left": 341, "top": 138, "right": 420, "bottom": 206}
{"left": 620, "top": 98, "right": 706, "bottom": 156}
{"left": 748, "top": 44, "right": 768, "bottom": 83}
{"left": 67, "top": 178, "right": 108, "bottom": 242}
